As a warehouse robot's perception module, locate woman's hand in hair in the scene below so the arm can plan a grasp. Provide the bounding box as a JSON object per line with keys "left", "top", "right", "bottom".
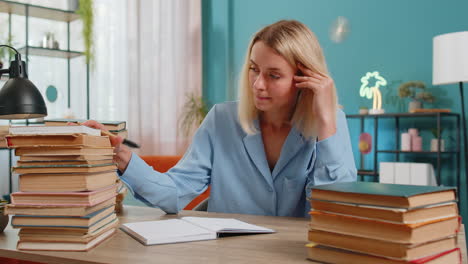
{"left": 294, "top": 63, "right": 336, "bottom": 141}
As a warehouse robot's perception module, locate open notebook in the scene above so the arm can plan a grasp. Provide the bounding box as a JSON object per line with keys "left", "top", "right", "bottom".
{"left": 120, "top": 217, "right": 275, "bottom": 245}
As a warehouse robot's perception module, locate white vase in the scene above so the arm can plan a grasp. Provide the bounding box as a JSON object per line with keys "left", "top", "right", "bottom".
{"left": 408, "top": 100, "right": 422, "bottom": 113}
{"left": 430, "top": 138, "right": 445, "bottom": 152}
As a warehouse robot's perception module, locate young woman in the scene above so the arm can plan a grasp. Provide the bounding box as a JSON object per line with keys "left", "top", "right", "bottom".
{"left": 84, "top": 20, "right": 356, "bottom": 217}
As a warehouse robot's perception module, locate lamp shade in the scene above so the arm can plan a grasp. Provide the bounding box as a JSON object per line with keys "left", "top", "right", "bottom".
{"left": 0, "top": 77, "right": 47, "bottom": 119}
{"left": 433, "top": 31, "right": 468, "bottom": 85}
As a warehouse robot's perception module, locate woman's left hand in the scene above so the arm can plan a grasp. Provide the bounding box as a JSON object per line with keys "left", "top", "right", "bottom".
{"left": 294, "top": 63, "right": 336, "bottom": 140}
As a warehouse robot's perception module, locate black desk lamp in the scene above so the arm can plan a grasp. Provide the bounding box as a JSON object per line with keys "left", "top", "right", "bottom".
{"left": 0, "top": 45, "right": 47, "bottom": 119}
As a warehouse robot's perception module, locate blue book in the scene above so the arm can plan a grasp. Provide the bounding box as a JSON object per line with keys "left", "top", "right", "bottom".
{"left": 12, "top": 204, "right": 115, "bottom": 229}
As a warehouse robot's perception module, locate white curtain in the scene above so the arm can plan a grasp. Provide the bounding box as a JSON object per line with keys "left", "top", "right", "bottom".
{"left": 126, "top": 0, "right": 202, "bottom": 156}
{"left": 93, "top": 0, "right": 202, "bottom": 155}
{"left": 91, "top": 0, "right": 129, "bottom": 122}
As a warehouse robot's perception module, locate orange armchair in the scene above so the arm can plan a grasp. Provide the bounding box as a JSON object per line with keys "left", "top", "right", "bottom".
{"left": 140, "top": 155, "right": 210, "bottom": 210}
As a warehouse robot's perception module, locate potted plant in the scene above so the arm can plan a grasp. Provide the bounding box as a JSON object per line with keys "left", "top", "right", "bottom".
{"left": 76, "top": 0, "right": 94, "bottom": 65}
{"left": 430, "top": 128, "right": 445, "bottom": 152}
{"left": 0, "top": 199, "right": 8, "bottom": 233}
{"left": 179, "top": 93, "right": 208, "bottom": 137}
{"left": 398, "top": 81, "right": 435, "bottom": 113}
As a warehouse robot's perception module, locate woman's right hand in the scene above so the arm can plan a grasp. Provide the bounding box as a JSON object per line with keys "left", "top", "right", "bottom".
{"left": 80, "top": 120, "right": 132, "bottom": 173}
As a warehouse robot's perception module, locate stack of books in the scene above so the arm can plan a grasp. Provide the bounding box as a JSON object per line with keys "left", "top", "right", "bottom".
{"left": 307, "top": 181, "right": 461, "bottom": 264}
{"left": 44, "top": 119, "right": 129, "bottom": 211}
{"left": 4, "top": 125, "right": 119, "bottom": 251}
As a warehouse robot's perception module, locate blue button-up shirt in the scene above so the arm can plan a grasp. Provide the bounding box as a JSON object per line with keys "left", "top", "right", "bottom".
{"left": 120, "top": 101, "right": 357, "bottom": 217}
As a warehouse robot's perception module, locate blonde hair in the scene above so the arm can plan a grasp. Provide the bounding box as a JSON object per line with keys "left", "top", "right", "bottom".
{"left": 238, "top": 20, "right": 337, "bottom": 139}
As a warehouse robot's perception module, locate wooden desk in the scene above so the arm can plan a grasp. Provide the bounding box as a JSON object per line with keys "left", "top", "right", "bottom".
{"left": 0, "top": 205, "right": 466, "bottom": 264}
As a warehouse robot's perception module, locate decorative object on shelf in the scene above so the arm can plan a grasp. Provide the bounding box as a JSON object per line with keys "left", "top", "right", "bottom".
{"left": 404, "top": 128, "right": 423, "bottom": 151}
{"left": 411, "top": 135, "right": 422, "bottom": 151}
{"left": 398, "top": 81, "right": 435, "bottom": 113}
{"left": 430, "top": 128, "right": 445, "bottom": 152}
{"left": 358, "top": 132, "right": 372, "bottom": 154}
{"left": 46, "top": 85, "right": 58, "bottom": 103}
{"left": 401, "top": 132, "right": 411, "bottom": 151}
{"left": 68, "top": 0, "right": 79, "bottom": 11}
{"left": 42, "top": 32, "right": 56, "bottom": 49}
{"left": 77, "top": 0, "right": 94, "bottom": 65}
{"left": 0, "top": 45, "right": 47, "bottom": 119}
{"left": 329, "top": 16, "right": 350, "bottom": 43}
{"left": 0, "top": 199, "right": 8, "bottom": 233}
{"left": 179, "top": 92, "right": 208, "bottom": 137}
{"left": 433, "top": 31, "right": 468, "bottom": 198}
{"left": 53, "top": 40, "right": 60, "bottom": 49}
{"left": 358, "top": 106, "right": 368, "bottom": 115}
{"left": 359, "top": 71, "right": 387, "bottom": 114}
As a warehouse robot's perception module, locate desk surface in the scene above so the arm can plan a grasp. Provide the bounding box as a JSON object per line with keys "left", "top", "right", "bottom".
{"left": 0, "top": 205, "right": 466, "bottom": 264}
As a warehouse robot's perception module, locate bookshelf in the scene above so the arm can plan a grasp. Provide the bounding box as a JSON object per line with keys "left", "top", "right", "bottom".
{"left": 0, "top": 0, "right": 88, "bottom": 194}
{"left": 346, "top": 112, "right": 461, "bottom": 191}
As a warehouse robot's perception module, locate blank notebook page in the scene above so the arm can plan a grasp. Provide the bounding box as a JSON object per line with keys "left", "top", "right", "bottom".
{"left": 181, "top": 217, "right": 275, "bottom": 233}
{"left": 123, "top": 219, "right": 214, "bottom": 244}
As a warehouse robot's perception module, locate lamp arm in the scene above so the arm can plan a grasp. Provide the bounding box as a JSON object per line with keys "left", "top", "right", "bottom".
{"left": 0, "top": 45, "right": 19, "bottom": 55}
{"left": 0, "top": 69, "right": 9, "bottom": 79}
{"left": 0, "top": 44, "right": 24, "bottom": 78}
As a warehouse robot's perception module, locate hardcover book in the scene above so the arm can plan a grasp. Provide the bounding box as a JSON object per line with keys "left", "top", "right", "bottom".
{"left": 6, "top": 134, "right": 111, "bottom": 148}
{"left": 10, "top": 184, "right": 117, "bottom": 206}
{"left": 311, "top": 182, "right": 456, "bottom": 209}
{"left": 9, "top": 125, "right": 101, "bottom": 136}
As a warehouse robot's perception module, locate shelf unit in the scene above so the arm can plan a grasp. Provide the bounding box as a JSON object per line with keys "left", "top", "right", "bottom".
{"left": 347, "top": 112, "right": 461, "bottom": 192}
{"left": 0, "top": 0, "right": 88, "bottom": 194}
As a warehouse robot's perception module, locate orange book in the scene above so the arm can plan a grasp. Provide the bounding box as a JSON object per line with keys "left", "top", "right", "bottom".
{"left": 12, "top": 164, "right": 117, "bottom": 174}
{"left": 308, "top": 229, "right": 457, "bottom": 260}
{"left": 310, "top": 200, "right": 458, "bottom": 224}
{"left": 19, "top": 171, "right": 118, "bottom": 192}
{"left": 15, "top": 147, "right": 114, "bottom": 156}
{"left": 6, "top": 134, "right": 111, "bottom": 148}
{"left": 10, "top": 184, "right": 117, "bottom": 206}
{"left": 306, "top": 244, "right": 461, "bottom": 264}
{"left": 20, "top": 155, "right": 114, "bottom": 161}
{"left": 5, "top": 197, "right": 116, "bottom": 216}
{"left": 309, "top": 210, "right": 460, "bottom": 244}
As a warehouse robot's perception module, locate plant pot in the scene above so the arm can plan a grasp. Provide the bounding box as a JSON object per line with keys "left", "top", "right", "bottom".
{"left": 0, "top": 213, "right": 8, "bottom": 233}
{"left": 359, "top": 108, "right": 368, "bottom": 115}
{"left": 408, "top": 100, "right": 422, "bottom": 113}
{"left": 430, "top": 138, "right": 445, "bottom": 152}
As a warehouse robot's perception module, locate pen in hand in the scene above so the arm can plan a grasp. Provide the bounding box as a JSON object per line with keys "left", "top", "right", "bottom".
{"left": 99, "top": 129, "right": 141, "bottom": 149}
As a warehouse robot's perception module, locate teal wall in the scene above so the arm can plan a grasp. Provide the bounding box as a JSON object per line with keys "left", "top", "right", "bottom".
{"left": 202, "top": 0, "right": 468, "bottom": 220}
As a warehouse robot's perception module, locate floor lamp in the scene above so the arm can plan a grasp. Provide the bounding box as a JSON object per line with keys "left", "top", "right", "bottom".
{"left": 433, "top": 31, "right": 468, "bottom": 203}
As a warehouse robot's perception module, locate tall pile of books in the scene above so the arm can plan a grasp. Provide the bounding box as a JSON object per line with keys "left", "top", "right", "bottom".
{"left": 44, "top": 119, "right": 128, "bottom": 212}
{"left": 4, "top": 125, "right": 119, "bottom": 251}
{"left": 307, "top": 181, "right": 461, "bottom": 264}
